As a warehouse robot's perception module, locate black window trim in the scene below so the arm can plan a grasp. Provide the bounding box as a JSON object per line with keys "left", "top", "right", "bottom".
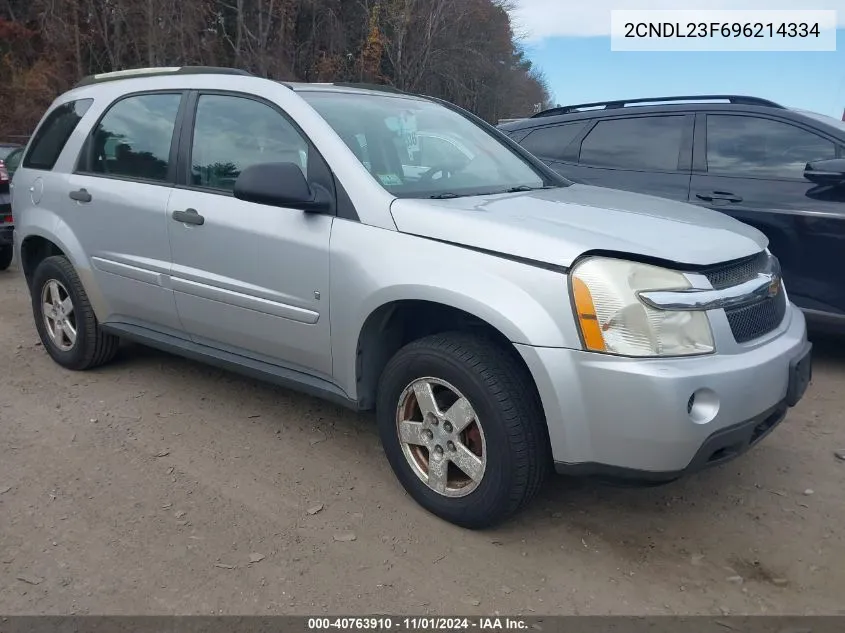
{"left": 699, "top": 112, "right": 842, "bottom": 182}
{"left": 519, "top": 120, "right": 591, "bottom": 163}
{"left": 174, "top": 89, "right": 347, "bottom": 219}
{"left": 22, "top": 98, "right": 95, "bottom": 172}
{"left": 575, "top": 113, "right": 694, "bottom": 174}
{"left": 73, "top": 89, "right": 188, "bottom": 188}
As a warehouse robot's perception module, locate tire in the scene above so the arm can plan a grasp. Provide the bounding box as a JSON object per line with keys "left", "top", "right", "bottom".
{"left": 0, "top": 245, "right": 12, "bottom": 271}
{"left": 31, "top": 255, "right": 120, "bottom": 370}
{"left": 376, "top": 332, "right": 550, "bottom": 529}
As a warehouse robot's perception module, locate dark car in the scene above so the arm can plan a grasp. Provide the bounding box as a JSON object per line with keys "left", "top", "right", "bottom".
{"left": 499, "top": 95, "right": 845, "bottom": 332}
{"left": 0, "top": 143, "right": 21, "bottom": 270}
{"left": 2, "top": 146, "right": 23, "bottom": 177}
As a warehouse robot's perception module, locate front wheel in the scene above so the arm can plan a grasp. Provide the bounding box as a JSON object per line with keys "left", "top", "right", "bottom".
{"left": 376, "top": 332, "right": 550, "bottom": 529}
{"left": 0, "top": 245, "right": 12, "bottom": 270}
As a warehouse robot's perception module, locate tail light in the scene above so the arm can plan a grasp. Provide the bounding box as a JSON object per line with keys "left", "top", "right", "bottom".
{"left": 2, "top": 214, "right": 13, "bottom": 224}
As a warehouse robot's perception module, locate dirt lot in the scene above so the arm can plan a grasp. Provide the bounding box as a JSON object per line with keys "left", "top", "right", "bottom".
{"left": 1, "top": 261, "right": 844, "bottom": 616}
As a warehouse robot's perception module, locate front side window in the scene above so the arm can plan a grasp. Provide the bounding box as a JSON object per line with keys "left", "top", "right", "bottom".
{"left": 579, "top": 116, "right": 686, "bottom": 171}
{"left": 89, "top": 93, "right": 182, "bottom": 182}
{"left": 23, "top": 99, "right": 93, "bottom": 170}
{"left": 300, "top": 91, "right": 553, "bottom": 198}
{"left": 190, "top": 94, "right": 309, "bottom": 192}
{"left": 706, "top": 115, "right": 836, "bottom": 179}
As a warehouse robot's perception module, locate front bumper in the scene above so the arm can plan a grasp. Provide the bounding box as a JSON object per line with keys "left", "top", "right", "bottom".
{"left": 517, "top": 303, "right": 810, "bottom": 476}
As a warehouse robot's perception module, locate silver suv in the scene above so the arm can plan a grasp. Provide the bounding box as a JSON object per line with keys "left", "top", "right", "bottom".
{"left": 12, "top": 67, "right": 813, "bottom": 528}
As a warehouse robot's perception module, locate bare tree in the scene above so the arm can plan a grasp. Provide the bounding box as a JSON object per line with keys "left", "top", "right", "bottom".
{"left": 0, "top": 0, "right": 552, "bottom": 137}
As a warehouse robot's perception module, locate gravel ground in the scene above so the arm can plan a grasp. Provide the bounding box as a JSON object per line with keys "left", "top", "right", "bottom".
{"left": 1, "top": 261, "right": 844, "bottom": 615}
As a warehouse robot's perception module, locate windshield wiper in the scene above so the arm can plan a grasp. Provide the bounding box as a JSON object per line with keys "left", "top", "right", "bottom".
{"left": 474, "top": 185, "right": 546, "bottom": 195}
{"left": 429, "top": 192, "right": 463, "bottom": 199}
{"left": 428, "top": 185, "right": 559, "bottom": 199}
{"left": 506, "top": 185, "right": 561, "bottom": 193}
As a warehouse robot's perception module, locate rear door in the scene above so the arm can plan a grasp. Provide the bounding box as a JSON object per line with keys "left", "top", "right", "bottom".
{"left": 689, "top": 113, "right": 845, "bottom": 318}
{"left": 561, "top": 114, "right": 694, "bottom": 202}
{"left": 67, "top": 91, "right": 186, "bottom": 333}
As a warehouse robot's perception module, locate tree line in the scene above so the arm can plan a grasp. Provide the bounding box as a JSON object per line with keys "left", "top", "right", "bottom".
{"left": 0, "top": 0, "right": 553, "bottom": 138}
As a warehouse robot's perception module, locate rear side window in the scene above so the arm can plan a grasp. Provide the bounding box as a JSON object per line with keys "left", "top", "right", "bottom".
{"left": 579, "top": 116, "right": 686, "bottom": 171}
{"left": 87, "top": 93, "right": 182, "bottom": 183}
{"left": 22, "top": 99, "right": 93, "bottom": 170}
{"left": 520, "top": 122, "right": 588, "bottom": 160}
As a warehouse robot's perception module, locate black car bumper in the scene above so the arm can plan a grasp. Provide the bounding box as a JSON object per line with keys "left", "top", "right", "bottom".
{"left": 0, "top": 225, "right": 13, "bottom": 247}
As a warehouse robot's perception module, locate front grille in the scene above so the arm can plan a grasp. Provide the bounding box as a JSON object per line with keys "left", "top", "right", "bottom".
{"left": 702, "top": 250, "right": 769, "bottom": 290}
{"left": 701, "top": 251, "right": 787, "bottom": 343}
{"left": 725, "top": 286, "right": 787, "bottom": 343}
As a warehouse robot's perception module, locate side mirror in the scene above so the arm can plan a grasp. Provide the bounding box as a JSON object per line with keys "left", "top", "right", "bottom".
{"left": 233, "top": 162, "right": 332, "bottom": 213}
{"left": 803, "top": 158, "right": 845, "bottom": 186}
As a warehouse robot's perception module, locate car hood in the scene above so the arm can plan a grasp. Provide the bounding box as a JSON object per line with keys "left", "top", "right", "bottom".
{"left": 389, "top": 184, "right": 768, "bottom": 268}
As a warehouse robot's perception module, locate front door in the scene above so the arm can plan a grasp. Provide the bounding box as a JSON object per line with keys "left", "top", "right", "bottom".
{"left": 689, "top": 113, "right": 845, "bottom": 318}
{"left": 166, "top": 91, "right": 334, "bottom": 378}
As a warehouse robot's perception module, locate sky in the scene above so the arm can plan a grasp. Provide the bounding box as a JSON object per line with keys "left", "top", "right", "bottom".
{"left": 511, "top": 1, "right": 845, "bottom": 117}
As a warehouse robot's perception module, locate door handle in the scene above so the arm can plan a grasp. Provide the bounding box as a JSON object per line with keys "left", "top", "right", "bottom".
{"left": 69, "top": 188, "right": 92, "bottom": 203}
{"left": 696, "top": 191, "right": 742, "bottom": 203}
{"left": 171, "top": 208, "right": 205, "bottom": 225}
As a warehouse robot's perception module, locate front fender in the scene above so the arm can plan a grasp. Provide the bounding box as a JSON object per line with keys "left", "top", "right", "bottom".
{"left": 329, "top": 221, "right": 582, "bottom": 399}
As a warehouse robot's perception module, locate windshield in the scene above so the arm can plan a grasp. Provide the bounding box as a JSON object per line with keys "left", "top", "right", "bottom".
{"left": 300, "top": 91, "right": 552, "bottom": 198}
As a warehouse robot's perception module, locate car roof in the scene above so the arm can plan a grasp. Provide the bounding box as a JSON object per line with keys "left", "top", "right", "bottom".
{"left": 69, "top": 67, "right": 424, "bottom": 100}
{"left": 498, "top": 95, "right": 845, "bottom": 138}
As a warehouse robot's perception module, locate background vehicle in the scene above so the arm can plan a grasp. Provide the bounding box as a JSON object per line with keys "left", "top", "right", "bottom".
{"left": 499, "top": 96, "right": 845, "bottom": 333}
{"left": 0, "top": 143, "right": 22, "bottom": 162}
{"left": 12, "top": 70, "right": 811, "bottom": 528}
{"left": 0, "top": 143, "right": 22, "bottom": 270}
{"left": 3, "top": 146, "right": 24, "bottom": 178}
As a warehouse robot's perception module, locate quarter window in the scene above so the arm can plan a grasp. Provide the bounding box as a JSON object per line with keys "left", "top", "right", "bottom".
{"left": 23, "top": 99, "right": 93, "bottom": 170}
{"left": 190, "top": 94, "right": 309, "bottom": 192}
{"left": 579, "top": 116, "right": 686, "bottom": 171}
{"left": 520, "top": 122, "right": 588, "bottom": 161}
{"left": 706, "top": 115, "right": 836, "bottom": 179}
{"left": 89, "top": 93, "right": 182, "bottom": 182}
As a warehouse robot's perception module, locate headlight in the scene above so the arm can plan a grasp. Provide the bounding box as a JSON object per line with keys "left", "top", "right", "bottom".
{"left": 571, "top": 257, "right": 714, "bottom": 357}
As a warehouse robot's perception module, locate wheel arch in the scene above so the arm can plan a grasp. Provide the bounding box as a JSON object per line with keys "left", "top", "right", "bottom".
{"left": 19, "top": 221, "right": 107, "bottom": 319}
{"left": 352, "top": 297, "right": 542, "bottom": 412}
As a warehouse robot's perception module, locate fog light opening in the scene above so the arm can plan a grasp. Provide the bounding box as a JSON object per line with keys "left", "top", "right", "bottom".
{"left": 688, "top": 388, "right": 720, "bottom": 425}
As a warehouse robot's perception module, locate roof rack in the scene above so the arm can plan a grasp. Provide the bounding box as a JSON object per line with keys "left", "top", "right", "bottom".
{"left": 532, "top": 95, "right": 785, "bottom": 118}
{"left": 330, "top": 82, "right": 407, "bottom": 95}
{"left": 73, "top": 66, "right": 252, "bottom": 89}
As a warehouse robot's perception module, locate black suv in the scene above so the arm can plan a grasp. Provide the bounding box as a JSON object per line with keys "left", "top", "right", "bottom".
{"left": 0, "top": 143, "right": 22, "bottom": 270}
{"left": 499, "top": 95, "right": 845, "bottom": 332}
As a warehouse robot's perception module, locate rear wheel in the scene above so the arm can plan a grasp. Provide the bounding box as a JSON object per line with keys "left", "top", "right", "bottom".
{"left": 31, "top": 255, "right": 120, "bottom": 370}
{"left": 0, "top": 245, "right": 12, "bottom": 270}
{"left": 376, "top": 332, "right": 550, "bottom": 529}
